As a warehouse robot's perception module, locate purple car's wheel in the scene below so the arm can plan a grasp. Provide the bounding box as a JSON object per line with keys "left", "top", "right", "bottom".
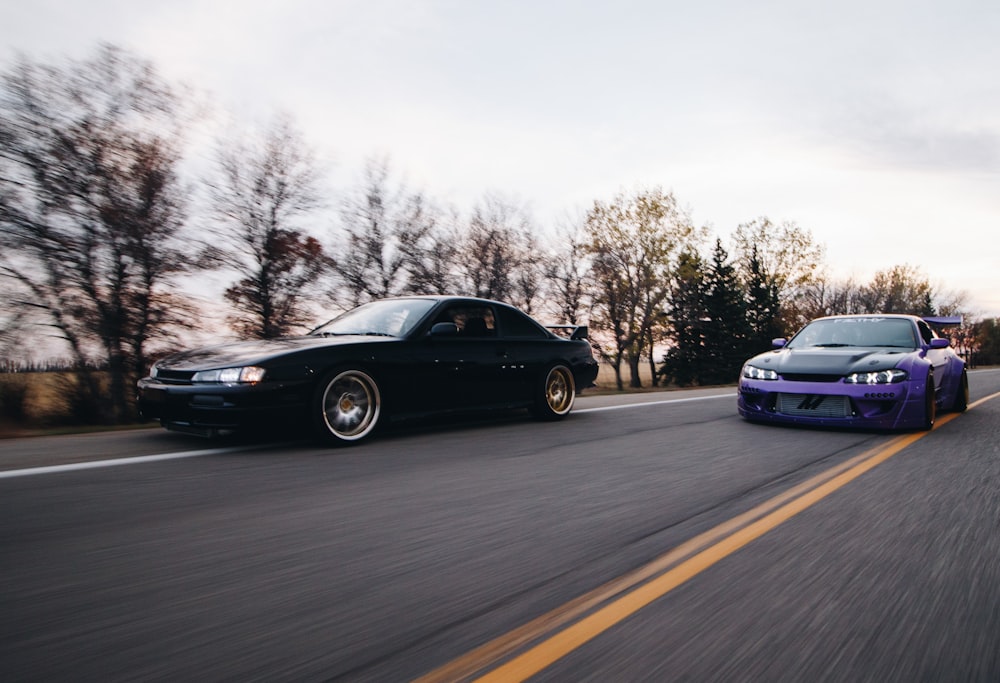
{"left": 951, "top": 370, "right": 969, "bottom": 413}
{"left": 921, "top": 372, "right": 936, "bottom": 431}
{"left": 531, "top": 364, "right": 575, "bottom": 420}
{"left": 314, "top": 369, "right": 381, "bottom": 444}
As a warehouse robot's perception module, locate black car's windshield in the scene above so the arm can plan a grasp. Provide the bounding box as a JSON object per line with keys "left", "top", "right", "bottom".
{"left": 310, "top": 299, "right": 437, "bottom": 338}
{"left": 787, "top": 318, "right": 918, "bottom": 350}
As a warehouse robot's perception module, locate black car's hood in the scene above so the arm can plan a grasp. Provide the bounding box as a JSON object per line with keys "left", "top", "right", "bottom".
{"left": 156, "top": 335, "right": 395, "bottom": 370}
{"left": 749, "top": 346, "right": 910, "bottom": 376}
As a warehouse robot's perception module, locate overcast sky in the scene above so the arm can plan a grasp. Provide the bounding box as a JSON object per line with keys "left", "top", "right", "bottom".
{"left": 4, "top": 0, "right": 999, "bottom": 317}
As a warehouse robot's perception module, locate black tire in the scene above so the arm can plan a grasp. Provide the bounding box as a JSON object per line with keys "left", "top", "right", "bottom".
{"left": 530, "top": 364, "right": 576, "bottom": 421}
{"left": 921, "top": 371, "right": 936, "bottom": 431}
{"left": 312, "top": 369, "right": 381, "bottom": 444}
{"left": 950, "top": 369, "right": 969, "bottom": 413}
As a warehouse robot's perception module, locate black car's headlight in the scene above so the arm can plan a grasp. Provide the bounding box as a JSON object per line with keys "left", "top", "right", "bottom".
{"left": 743, "top": 365, "right": 778, "bottom": 381}
{"left": 192, "top": 366, "right": 267, "bottom": 384}
{"left": 844, "top": 369, "right": 907, "bottom": 384}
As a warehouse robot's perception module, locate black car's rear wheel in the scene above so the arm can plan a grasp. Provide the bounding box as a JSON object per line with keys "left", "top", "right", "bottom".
{"left": 313, "top": 369, "right": 381, "bottom": 444}
{"left": 531, "top": 364, "right": 575, "bottom": 420}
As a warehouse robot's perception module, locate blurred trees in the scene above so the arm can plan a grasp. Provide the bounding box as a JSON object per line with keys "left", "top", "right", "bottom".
{"left": 544, "top": 223, "right": 591, "bottom": 326}
{"left": 0, "top": 44, "right": 197, "bottom": 422}
{"left": 458, "top": 194, "right": 544, "bottom": 313}
{"left": 970, "top": 318, "right": 1000, "bottom": 366}
{"left": 334, "top": 158, "right": 447, "bottom": 306}
{"left": 207, "top": 115, "right": 329, "bottom": 338}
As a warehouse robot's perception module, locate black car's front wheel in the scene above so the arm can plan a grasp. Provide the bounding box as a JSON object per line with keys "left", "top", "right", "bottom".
{"left": 531, "top": 364, "right": 576, "bottom": 420}
{"left": 313, "top": 369, "right": 381, "bottom": 444}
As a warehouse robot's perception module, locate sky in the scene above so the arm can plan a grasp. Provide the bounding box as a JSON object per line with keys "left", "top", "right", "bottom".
{"left": 4, "top": 0, "right": 1000, "bottom": 317}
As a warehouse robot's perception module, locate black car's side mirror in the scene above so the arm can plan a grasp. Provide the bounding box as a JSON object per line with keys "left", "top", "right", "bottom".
{"left": 429, "top": 322, "right": 459, "bottom": 336}
{"left": 927, "top": 338, "right": 950, "bottom": 349}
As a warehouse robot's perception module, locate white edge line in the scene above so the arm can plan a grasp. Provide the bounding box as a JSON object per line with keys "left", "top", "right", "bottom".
{"left": 0, "top": 444, "right": 262, "bottom": 479}
{"left": 575, "top": 392, "right": 735, "bottom": 414}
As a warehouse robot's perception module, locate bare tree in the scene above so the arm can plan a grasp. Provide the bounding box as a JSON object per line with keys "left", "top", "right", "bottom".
{"left": 399, "top": 206, "right": 462, "bottom": 296}
{"left": 544, "top": 221, "right": 592, "bottom": 325}
{"left": 459, "top": 194, "right": 542, "bottom": 311}
{"left": 731, "top": 217, "right": 825, "bottom": 333}
{"left": 0, "top": 44, "right": 197, "bottom": 422}
{"left": 208, "top": 115, "right": 329, "bottom": 338}
{"left": 334, "top": 157, "right": 444, "bottom": 305}
{"left": 856, "top": 264, "right": 934, "bottom": 314}
{"left": 585, "top": 187, "right": 700, "bottom": 389}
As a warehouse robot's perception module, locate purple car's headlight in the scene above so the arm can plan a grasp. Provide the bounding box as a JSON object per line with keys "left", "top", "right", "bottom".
{"left": 743, "top": 365, "right": 778, "bottom": 381}
{"left": 192, "top": 366, "right": 267, "bottom": 384}
{"left": 844, "top": 369, "right": 908, "bottom": 385}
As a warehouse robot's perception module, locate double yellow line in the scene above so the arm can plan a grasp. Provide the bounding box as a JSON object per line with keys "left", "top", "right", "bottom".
{"left": 417, "top": 393, "right": 999, "bottom": 682}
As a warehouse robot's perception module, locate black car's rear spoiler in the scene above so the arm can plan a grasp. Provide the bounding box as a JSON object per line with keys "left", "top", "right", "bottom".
{"left": 923, "top": 316, "right": 963, "bottom": 327}
{"left": 546, "top": 325, "right": 589, "bottom": 341}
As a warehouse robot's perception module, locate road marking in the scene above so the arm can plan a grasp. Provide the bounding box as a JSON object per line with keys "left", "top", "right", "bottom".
{"left": 575, "top": 393, "right": 735, "bottom": 413}
{"left": 0, "top": 444, "right": 265, "bottom": 479}
{"left": 417, "top": 391, "right": 1000, "bottom": 682}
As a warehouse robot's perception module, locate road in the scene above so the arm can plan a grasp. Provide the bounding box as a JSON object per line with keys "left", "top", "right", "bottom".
{"left": 2, "top": 372, "right": 999, "bottom": 682}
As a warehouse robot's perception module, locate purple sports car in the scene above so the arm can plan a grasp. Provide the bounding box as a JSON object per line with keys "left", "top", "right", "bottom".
{"left": 738, "top": 314, "right": 968, "bottom": 430}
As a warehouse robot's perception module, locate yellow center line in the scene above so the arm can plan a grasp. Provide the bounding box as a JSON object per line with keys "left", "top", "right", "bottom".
{"left": 417, "top": 392, "right": 1000, "bottom": 682}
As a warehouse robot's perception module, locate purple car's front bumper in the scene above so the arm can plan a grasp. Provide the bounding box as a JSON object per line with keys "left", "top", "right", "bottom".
{"left": 737, "top": 376, "right": 930, "bottom": 431}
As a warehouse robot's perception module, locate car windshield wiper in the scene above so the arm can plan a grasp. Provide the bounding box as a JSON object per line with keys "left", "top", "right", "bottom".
{"left": 813, "top": 343, "right": 854, "bottom": 347}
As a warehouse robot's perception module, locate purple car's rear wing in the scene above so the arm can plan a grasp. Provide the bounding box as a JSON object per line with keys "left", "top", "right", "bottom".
{"left": 923, "top": 316, "right": 963, "bottom": 327}
{"left": 546, "top": 325, "right": 589, "bottom": 341}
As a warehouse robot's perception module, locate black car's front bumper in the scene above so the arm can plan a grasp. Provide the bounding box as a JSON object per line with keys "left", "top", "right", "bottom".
{"left": 137, "top": 378, "right": 311, "bottom": 435}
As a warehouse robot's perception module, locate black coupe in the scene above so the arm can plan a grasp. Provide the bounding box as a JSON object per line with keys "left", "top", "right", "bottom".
{"left": 137, "top": 296, "right": 599, "bottom": 444}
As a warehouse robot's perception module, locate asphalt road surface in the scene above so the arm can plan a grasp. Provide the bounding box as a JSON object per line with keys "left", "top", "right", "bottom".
{"left": 3, "top": 371, "right": 1000, "bottom": 682}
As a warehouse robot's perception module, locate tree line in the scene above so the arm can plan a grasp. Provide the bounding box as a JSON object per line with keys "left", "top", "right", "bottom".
{"left": 1, "top": 45, "right": 993, "bottom": 424}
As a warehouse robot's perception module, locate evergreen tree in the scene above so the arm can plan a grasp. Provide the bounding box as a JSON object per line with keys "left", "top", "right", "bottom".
{"left": 661, "top": 250, "right": 707, "bottom": 387}
{"left": 702, "top": 239, "right": 751, "bottom": 384}
{"left": 743, "top": 244, "right": 784, "bottom": 351}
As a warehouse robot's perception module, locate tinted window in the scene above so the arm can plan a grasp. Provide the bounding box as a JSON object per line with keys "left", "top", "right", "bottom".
{"left": 496, "top": 306, "right": 548, "bottom": 339}
{"left": 433, "top": 305, "right": 496, "bottom": 337}
{"left": 917, "top": 321, "right": 935, "bottom": 345}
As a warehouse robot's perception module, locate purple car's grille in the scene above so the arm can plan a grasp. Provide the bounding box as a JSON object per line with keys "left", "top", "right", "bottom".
{"left": 780, "top": 373, "right": 842, "bottom": 383}
{"left": 776, "top": 393, "right": 853, "bottom": 418}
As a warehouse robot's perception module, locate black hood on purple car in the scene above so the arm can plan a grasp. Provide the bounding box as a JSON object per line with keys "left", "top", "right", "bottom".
{"left": 747, "top": 346, "right": 911, "bottom": 376}
{"left": 155, "top": 335, "right": 396, "bottom": 371}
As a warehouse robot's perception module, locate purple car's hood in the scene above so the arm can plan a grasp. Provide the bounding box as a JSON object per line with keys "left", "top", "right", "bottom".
{"left": 156, "top": 335, "right": 394, "bottom": 370}
{"left": 753, "top": 346, "right": 912, "bottom": 375}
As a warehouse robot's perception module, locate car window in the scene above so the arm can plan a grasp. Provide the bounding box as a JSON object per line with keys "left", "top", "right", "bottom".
{"left": 311, "top": 298, "right": 437, "bottom": 337}
{"left": 496, "top": 305, "right": 549, "bottom": 339}
{"left": 917, "top": 320, "right": 939, "bottom": 345}
{"left": 435, "top": 306, "right": 497, "bottom": 337}
{"left": 788, "top": 318, "right": 918, "bottom": 349}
